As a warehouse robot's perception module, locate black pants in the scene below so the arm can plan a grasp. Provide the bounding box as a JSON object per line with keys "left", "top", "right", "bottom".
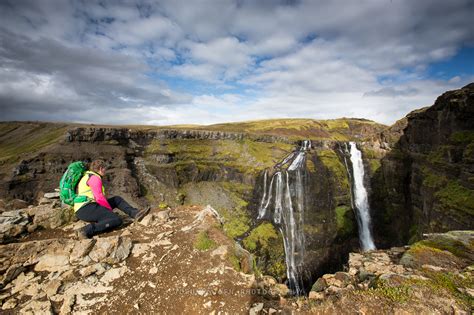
{"left": 75, "top": 196, "right": 139, "bottom": 237}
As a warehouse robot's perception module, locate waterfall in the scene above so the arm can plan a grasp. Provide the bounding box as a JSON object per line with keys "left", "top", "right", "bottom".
{"left": 257, "top": 140, "right": 310, "bottom": 295}
{"left": 348, "top": 142, "right": 376, "bottom": 251}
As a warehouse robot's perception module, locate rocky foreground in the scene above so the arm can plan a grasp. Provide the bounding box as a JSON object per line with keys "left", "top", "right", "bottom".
{"left": 0, "top": 196, "right": 473, "bottom": 314}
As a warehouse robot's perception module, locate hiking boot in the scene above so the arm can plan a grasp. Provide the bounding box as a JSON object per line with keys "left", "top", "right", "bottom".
{"left": 134, "top": 206, "right": 151, "bottom": 222}
{"left": 76, "top": 226, "right": 90, "bottom": 239}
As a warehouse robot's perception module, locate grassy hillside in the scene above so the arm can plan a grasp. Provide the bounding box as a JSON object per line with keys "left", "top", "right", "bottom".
{"left": 0, "top": 122, "right": 68, "bottom": 166}
{"left": 181, "top": 118, "right": 386, "bottom": 141}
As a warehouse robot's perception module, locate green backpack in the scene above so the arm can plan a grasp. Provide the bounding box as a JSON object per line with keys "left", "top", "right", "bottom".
{"left": 59, "top": 161, "right": 87, "bottom": 206}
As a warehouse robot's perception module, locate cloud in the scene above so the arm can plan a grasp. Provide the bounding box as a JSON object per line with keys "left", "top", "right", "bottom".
{"left": 0, "top": 27, "right": 191, "bottom": 122}
{"left": 363, "top": 87, "right": 420, "bottom": 98}
{"left": 0, "top": 0, "right": 473, "bottom": 126}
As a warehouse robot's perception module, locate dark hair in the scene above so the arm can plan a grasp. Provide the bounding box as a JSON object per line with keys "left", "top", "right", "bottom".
{"left": 89, "top": 159, "right": 107, "bottom": 173}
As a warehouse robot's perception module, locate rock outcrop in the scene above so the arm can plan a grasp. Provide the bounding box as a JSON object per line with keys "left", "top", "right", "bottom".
{"left": 306, "top": 230, "right": 473, "bottom": 314}
{"left": 0, "top": 193, "right": 74, "bottom": 244}
{"left": 0, "top": 203, "right": 278, "bottom": 314}
{"left": 371, "top": 83, "right": 474, "bottom": 246}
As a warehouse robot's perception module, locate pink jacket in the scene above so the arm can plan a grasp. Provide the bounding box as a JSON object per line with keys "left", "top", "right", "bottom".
{"left": 87, "top": 175, "right": 112, "bottom": 210}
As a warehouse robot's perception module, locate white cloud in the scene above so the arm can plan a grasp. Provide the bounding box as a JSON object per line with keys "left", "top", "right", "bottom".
{"left": 0, "top": 0, "right": 473, "bottom": 126}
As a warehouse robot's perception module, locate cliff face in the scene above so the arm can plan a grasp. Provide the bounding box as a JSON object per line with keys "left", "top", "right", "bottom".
{"left": 3, "top": 91, "right": 473, "bottom": 294}
{"left": 1, "top": 119, "right": 383, "bottom": 292}
{"left": 371, "top": 83, "right": 474, "bottom": 246}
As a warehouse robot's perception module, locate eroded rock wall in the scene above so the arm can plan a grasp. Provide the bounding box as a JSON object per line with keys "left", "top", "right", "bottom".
{"left": 371, "top": 83, "right": 474, "bottom": 246}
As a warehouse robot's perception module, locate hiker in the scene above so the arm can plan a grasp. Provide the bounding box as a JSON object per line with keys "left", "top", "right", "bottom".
{"left": 74, "top": 159, "right": 149, "bottom": 238}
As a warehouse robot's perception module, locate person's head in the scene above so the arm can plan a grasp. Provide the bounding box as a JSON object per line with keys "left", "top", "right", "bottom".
{"left": 89, "top": 159, "right": 107, "bottom": 176}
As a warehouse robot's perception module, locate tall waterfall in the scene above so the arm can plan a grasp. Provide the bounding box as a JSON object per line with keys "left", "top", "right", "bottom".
{"left": 348, "top": 142, "right": 376, "bottom": 251}
{"left": 257, "top": 140, "right": 310, "bottom": 295}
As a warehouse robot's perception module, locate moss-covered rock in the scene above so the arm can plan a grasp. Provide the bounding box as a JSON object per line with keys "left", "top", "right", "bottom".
{"left": 317, "top": 150, "right": 350, "bottom": 192}
{"left": 435, "top": 180, "right": 474, "bottom": 216}
{"left": 335, "top": 205, "right": 355, "bottom": 237}
{"left": 400, "top": 231, "right": 474, "bottom": 269}
{"left": 243, "top": 222, "right": 286, "bottom": 281}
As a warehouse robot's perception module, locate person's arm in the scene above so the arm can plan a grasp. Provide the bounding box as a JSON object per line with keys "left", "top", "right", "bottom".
{"left": 87, "top": 175, "right": 112, "bottom": 210}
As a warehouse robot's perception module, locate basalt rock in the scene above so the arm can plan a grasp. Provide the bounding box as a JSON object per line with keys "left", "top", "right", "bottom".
{"left": 371, "top": 83, "right": 474, "bottom": 246}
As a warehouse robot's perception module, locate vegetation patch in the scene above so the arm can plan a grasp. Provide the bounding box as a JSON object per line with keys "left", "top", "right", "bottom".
{"left": 421, "top": 166, "right": 447, "bottom": 189}
{"left": 187, "top": 118, "right": 385, "bottom": 141}
{"left": 221, "top": 206, "right": 251, "bottom": 239}
{"left": 318, "top": 149, "right": 350, "bottom": 191}
{"left": 335, "top": 205, "right": 354, "bottom": 237}
{"left": 355, "top": 279, "right": 411, "bottom": 303}
{"left": 0, "top": 122, "right": 67, "bottom": 166}
{"left": 369, "top": 159, "right": 381, "bottom": 173}
{"left": 450, "top": 131, "right": 474, "bottom": 144}
{"left": 227, "top": 252, "right": 241, "bottom": 271}
{"left": 464, "top": 143, "right": 474, "bottom": 162}
{"left": 194, "top": 230, "right": 217, "bottom": 251}
{"left": 417, "top": 234, "right": 473, "bottom": 260}
{"left": 146, "top": 138, "right": 293, "bottom": 175}
{"left": 409, "top": 271, "right": 474, "bottom": 308}
{"left": 243, "top": 222, "right": 286, "bottom": 280}
{"left": 435, "top": 180, "right": 474, "bottom": 215}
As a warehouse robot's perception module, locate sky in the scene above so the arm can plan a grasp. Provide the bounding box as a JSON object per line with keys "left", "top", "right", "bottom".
{"left": 0, "top": 0, "right": 473, "bottom": 126}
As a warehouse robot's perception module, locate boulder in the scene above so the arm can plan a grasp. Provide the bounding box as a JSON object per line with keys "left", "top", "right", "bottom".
{"left": 358, "top": 268, "right": 375, "bottom": 282}
{"left": 308, "top": 291, "right": 325, "bottom": 300}
{"left": 156, "top": 210, "right": 170, "bottom": 222}
{"left": 31, "top": 205, "right": 74, "bottom": 229}
{"left": 44, "top": 279, "right": 62, "bottom": 297}
{"left": 311, "top": 277, "right": 327, "bottom": 292}
{"left": 0, "top": 210, "right": 30, "bottom": 243}
{"left": 400, "top": 243, "right": 464, "bottom": 270}
{"left": 211, "top": 245, "right": 228, "bottom": 259}
{"left": 70, "top": 239, "right": 96, "bottom": 264}
{"left": 38, "top": 197, "right": 53, "bottom": 205}
{"left": 88, "top": 236, "right": 132, "bottom": 264}
{"left": 334, "top": 272, "right": 352, "bottom": 286}
{"left": 34, "top": 254, "right": 70, "bottom": 272}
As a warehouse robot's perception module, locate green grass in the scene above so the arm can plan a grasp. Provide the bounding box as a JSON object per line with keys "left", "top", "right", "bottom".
{"left": 145, "top": 138, "right": 294, "bottom": 175}
{"left": 191, "top": 118, "right": 385, "bottom": 141}
{"left": 0, "top": 122, "right": 68, "bottom": 166}
{"left": 354, "top": 279, "right": 411, "bottom": 303}
{"left": 409, "top": 271, "right": 474, "bottom": 308}
{"left": 371, "top": 279, "right": 411, "bottom": 303}
{"left": 194, "top": 230, "right": 217, "bottom": 251}
{"left": 221, "top": 206, "right": 251, "bottom": 239}
{"left": 243, "top": 222, "right": 279, "bottom": 251}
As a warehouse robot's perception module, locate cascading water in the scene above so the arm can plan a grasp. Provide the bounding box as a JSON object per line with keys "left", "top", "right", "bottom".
{"left": 257, "top": 140, "right": 310, "bottom": 295}
{"left": 348, "top": 142, "right": 376, "bottom": 251}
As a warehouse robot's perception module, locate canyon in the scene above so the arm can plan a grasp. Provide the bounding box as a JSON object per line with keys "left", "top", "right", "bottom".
{"left": 0, "top": 83, "right": 473, "bottom": 313}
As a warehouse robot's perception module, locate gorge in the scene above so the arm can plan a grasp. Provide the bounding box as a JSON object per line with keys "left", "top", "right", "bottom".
{"left": 0, "top": 83, "right": 473, "bottom": 301}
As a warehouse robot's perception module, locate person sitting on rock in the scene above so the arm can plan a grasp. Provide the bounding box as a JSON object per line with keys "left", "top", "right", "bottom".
{"left": 74, "top": 159, "right": 149, "bottom": 239}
